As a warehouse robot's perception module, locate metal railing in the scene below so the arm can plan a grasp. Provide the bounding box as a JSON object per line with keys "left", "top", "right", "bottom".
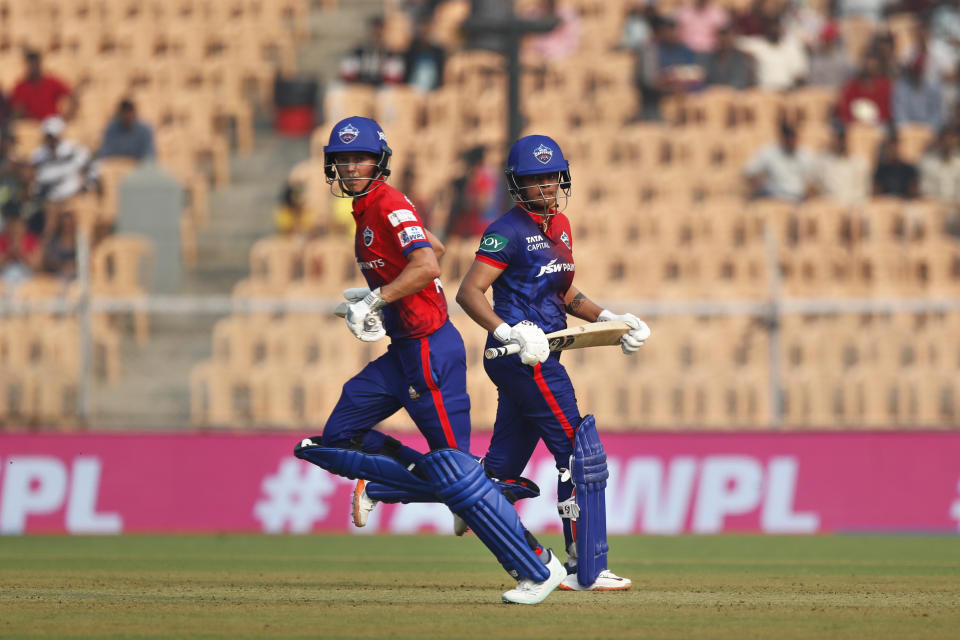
{"left": 2, "top": 223, "right": 959, "bottom": 427}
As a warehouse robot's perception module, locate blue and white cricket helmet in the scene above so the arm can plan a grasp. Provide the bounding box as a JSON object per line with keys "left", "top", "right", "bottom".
{"left": 505, "top": 134, "right": 570, "bottom": 177}
{"left": 323, "top": 116, "right": 392, "bottom": 195}
{"left": 504, "top": 134, "right": 572, "bottom": 209}
{"left": 324, "top": 116, "right": 390, "bottom": 156}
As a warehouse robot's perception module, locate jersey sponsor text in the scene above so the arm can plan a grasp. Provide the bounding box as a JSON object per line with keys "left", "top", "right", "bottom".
{"left": 536, "top": 258, "right": 575, "bottom": 278}
{"left": 480, "top": 233, "right": 509, "bottom": 251}
{"left": 387, "top": 209, "right": 418, "bottom": 227}
{"left": 358, "top": 257, "right": 386, "bottom": 270}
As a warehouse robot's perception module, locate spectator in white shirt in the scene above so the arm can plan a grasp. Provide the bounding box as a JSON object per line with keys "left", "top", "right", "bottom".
{"left": 744, "top": 121, "right": 819, "bottom": 201}
{"left": 815, "top": 127, "right": 870, "bottom": 206}
{"left": 919, "top": 127, "right": 960, "bottom": 209}
{"left": 736, "top": 18, "right": 809, "bottom": 90}
{"left": 29, "top": 116, "right": 92, "bottom": 204}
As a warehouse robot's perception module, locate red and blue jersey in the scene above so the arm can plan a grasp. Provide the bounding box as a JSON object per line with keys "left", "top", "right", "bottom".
{"left": 475, "top": 207, "right": 575, "bottom": 334}
{"left": 353, "top": 183, "right": 447, "bottom": 339}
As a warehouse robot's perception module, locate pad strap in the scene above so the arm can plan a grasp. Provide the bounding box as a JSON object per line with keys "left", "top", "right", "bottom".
{"left": 365, "top": 473, "right": 540, "bottom": 504}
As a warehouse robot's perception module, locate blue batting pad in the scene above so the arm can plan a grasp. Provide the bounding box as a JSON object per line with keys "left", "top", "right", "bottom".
{"left": 419, "top": 448, "right": 550, "bottom": 582}
{"left": 365, "top": 474, "right": 540, "bottom": 504}
{"left": 571, "top": 415, "right": 609, "bottom": 586}
{"left": 294, "top": 440, "right": 432, "bottom": 495}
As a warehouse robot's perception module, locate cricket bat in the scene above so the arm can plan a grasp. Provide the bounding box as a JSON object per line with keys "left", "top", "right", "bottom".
{"left": 484, "top": 321, "right": 632, "bottom": 359}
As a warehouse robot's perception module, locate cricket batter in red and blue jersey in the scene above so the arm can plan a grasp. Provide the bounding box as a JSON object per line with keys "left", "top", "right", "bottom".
{"left": 456, "top": 135, "right": 652, "bottom": 591}
{"left": 294, "top": 117, "right": 567, "bottom": 605}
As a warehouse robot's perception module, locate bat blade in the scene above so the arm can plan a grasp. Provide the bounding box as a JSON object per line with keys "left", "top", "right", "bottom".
{"left": 484, "top": 321, "right": 631, "bottom": 359}
{"left": 544, "top": 321, "right": 632, "bottom": 351}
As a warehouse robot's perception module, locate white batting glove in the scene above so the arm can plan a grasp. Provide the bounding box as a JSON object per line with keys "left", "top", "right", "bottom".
{"left": 509, "top": 320, "right": 550, "bottom": 366}
{"left": 598, "top": 309, "right": 651, "bottom": 355}
{"left": 343, "top": 287, "right": 371, "bottom": 302}
{"left": 345, "top": 287, "right": 387, "bottom": 342}
{"left": 493, "top": 322, "right": 512, "bottom": 344}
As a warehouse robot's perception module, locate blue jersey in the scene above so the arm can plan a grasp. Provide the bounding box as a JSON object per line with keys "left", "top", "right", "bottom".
{"left": 475, "top": 207, "right": 575, "bottom": 334}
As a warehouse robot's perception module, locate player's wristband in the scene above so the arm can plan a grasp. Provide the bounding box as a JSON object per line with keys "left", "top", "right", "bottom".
{"left": 363, "top": 287, "right": 386, "bottom": 311}
{"left": 493, "top": 322, "right": 512, "bottom": 344}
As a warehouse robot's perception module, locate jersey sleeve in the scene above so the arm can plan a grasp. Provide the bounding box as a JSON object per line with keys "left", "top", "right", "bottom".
{"left": 475, "top": 222, "right": 515, "bottom": 269}
{"left": 384, "top": 203, "right": 432, "bottom": 257}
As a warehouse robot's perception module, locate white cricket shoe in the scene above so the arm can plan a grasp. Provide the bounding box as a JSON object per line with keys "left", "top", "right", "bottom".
{"left": 558, "top": 569, "right": 632, "bottom": 591}
{"left": 351, "top": 479, "right": 378, "bottom": 527}
{"left": 501, "top": 549, "right": 566, "bottom": 605}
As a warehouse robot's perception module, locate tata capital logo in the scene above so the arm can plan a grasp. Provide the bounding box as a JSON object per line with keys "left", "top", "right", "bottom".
{"left": 338, "top": 123, "right": 360, "bottom": 143}
{"left": 363, "top": 226, "right": 374, "bottom": 246}
{"left": 533, "top": 143, "right": 553, "bottom": 164}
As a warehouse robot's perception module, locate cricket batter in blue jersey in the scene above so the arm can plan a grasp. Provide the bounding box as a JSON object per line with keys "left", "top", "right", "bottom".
{"left": 294, "top": 117, "right": 565, "bottom": 604}
{"left": 456, "top": 134, "right": 651, "bottom": 591}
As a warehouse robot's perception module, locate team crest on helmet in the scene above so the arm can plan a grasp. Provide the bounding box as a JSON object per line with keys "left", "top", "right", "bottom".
{"left": 533, "top": 143, "right": 554, "bottom": 164}
{"left": 363, "top": 226, "right": 374, "bottom": 246}
{"left": 560, "top": 230, "right": 571, "bottom": 250}
{"left": 338, "top": 123, "right": 360, "bottom": 144}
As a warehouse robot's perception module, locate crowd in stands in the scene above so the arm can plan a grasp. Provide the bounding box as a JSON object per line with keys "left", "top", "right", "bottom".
{"left": 0, "top": 50, "right": 157, "bottom": 291}
{"left": 621, "top": 0, "right": 960, "bottom": 220}
{"left": 338, "top": 14, "right": 447, "bottom": 92}
{"left": 326, "top": 1, "right": 960, "bottom": 242}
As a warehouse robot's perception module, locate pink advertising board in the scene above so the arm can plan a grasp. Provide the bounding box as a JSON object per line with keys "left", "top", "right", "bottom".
{"left": 0, "top": 431, "right": 958, "bottom": 535}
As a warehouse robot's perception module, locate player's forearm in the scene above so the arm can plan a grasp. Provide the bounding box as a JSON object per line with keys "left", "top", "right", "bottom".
{"left": 564, "top": 287, "right": 603, "bottom": 322}
{"left": 380, "top": 263, "right": 439, "bottom": 303}
{"left": 455, "top": 285, "right": 503, "bottom": 334}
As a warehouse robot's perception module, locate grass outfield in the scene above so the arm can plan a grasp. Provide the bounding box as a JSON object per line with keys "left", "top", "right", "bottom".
{"left": 1, "top": 535, "right": 958, "bottom": 640}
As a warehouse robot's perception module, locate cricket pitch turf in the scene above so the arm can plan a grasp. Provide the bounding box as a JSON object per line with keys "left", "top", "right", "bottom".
{"left": 1, "top": 534, "right": 957, "bottom": 639}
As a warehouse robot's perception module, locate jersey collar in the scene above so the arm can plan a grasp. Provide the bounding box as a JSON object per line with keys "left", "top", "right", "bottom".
{"left": 519, "top": 204, "right": 557, "bottom": 232}
{"left": 351, "top": 181, "right": 387, "bottom": 218}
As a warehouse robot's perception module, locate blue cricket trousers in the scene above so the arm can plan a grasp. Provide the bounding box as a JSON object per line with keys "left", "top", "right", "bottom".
{"left": 321, "top": 319, "right": 471, "bottom": 464}
{"left": 480, "top": 337, "right": 583, "bottom": 477}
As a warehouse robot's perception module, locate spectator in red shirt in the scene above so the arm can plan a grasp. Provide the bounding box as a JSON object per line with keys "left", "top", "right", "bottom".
{"left": 838, "top": 57, "right": 892, "bottom": 125}
{"left": 9, "top": 50, "right": 76, "bottom": 121}
{"left": 445, "top": 146, "right": 502, "bottom": 239}
{"left": 0, "top": 203, "right": 42, "bottom": 288}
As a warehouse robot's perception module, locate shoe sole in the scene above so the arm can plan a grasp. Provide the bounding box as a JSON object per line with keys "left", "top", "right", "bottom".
{"left": 557, "top": 582, "right": 632, "bottom": 592}
{"left": 352, "top": 480, "right": 366, "bottom": 528}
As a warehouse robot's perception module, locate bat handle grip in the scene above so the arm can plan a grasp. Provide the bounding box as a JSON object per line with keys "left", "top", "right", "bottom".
{"left": 484, "top": 343, "right": 521, "bottom": 359}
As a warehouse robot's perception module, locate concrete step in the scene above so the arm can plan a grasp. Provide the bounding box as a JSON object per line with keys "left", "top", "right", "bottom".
{"left": 89, "top": 1, "right": 379, "bottom": 429}
{"left": 299, "top": 3, "right": 387, "bottom": 79}
{"left": 90, "top": 315, "right": 220, "bottom": 429}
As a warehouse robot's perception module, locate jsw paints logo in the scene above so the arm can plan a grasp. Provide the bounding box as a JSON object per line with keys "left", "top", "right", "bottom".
{"left": 536, "top": 258, "right": 574, "bottom": 278}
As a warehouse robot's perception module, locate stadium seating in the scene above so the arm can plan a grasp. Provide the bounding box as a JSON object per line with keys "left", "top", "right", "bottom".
{"left": 7, "top": 0, "right": 960, "bottom": 431}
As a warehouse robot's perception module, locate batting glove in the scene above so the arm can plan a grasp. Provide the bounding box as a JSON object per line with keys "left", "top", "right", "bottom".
{"left": 343, "top": 287, "right": 372, "bottom": 302}
{"left": 509, "top": 320, "right": 550, "bottom": 366}
{"left": 345, "top": 287, "right": 387, "bottom": 342}
{"left": 598, "top": 309, "right": 651, "bottom": 355}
